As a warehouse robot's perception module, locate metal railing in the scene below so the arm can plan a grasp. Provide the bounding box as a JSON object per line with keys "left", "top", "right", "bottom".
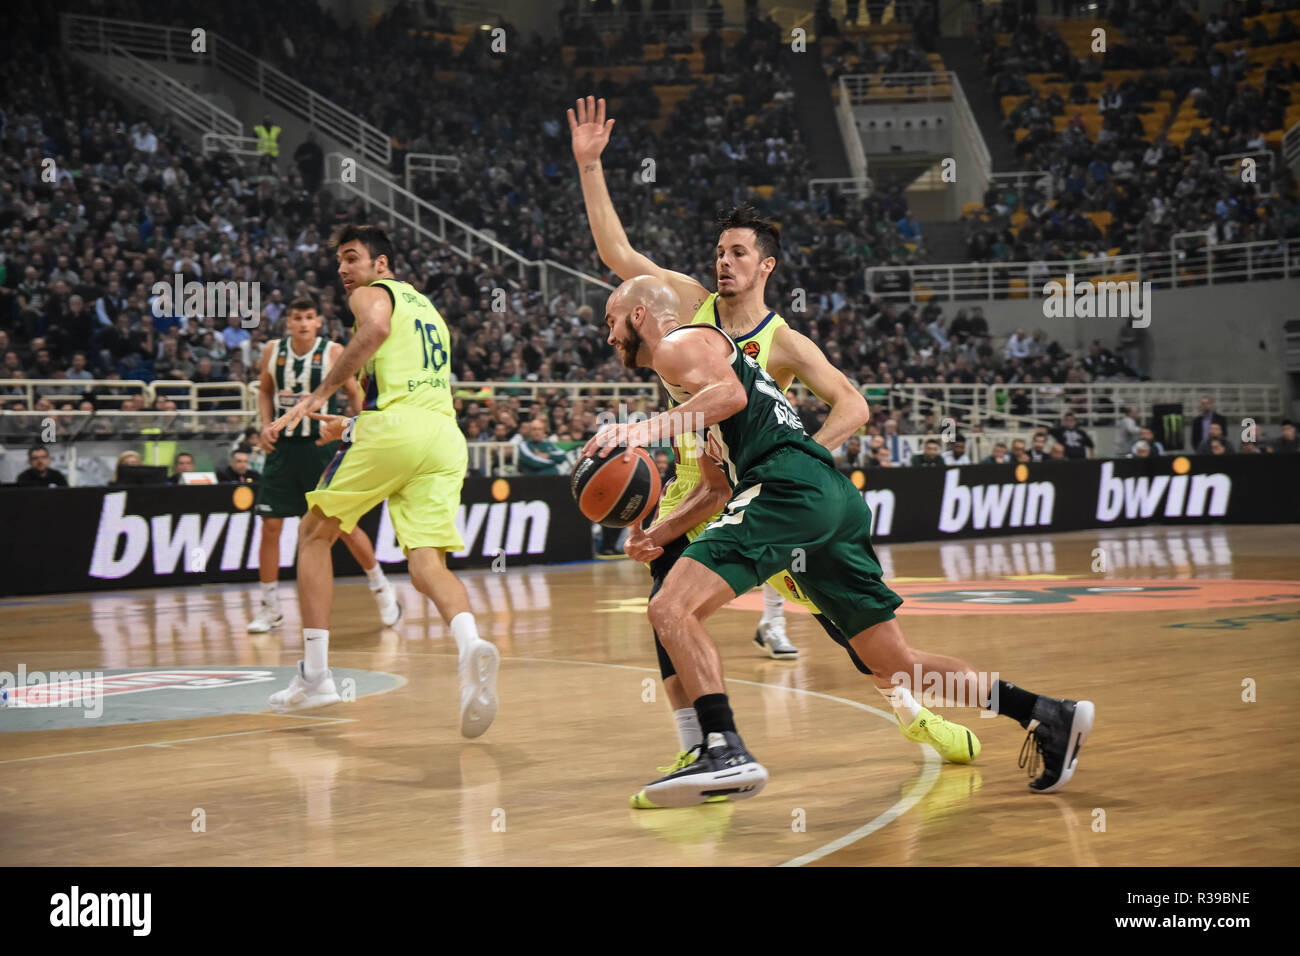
{"left": 866, "top": 237, "right": 1300, "bottom": 301}
{"left": 839, "top": 72, "right": 951, "bottom": 104}
{"left": 201, "top": 132, "right": 262, "bottom": 160}
{"left": 0, "top": 378, "right": 256, "bottom": 413}
{"left": 1215, "top": 150, "right": 1273, "bottom": 197}
{"left": 800, "top": 380, "right": 1285, "bottom": 440}
{"left": 467, "top": 441, "right": 519, "bottom": 476}
{"left": 61, "top": 14, "right": 391, "bottom": 168}
{"left": 326, "top": 153, "right": 615, "bottom": 305}
{"left": 808, "top": 177, "right": 874, "bottom": 199}
{"left": 988, "top": 169, "right": 1054, "bottom": 199}
{"left": 5, "top": 378, "right": 1280, "bottom": 427}
{"left": 572, "top": 7, "right": 743, "bottom": 32}
{"left": 950, "top": 71, "right": 992, "bottom": 209}
{"left": 1284, "top": 119, "right": 1300, "bottom": 173}
{"left": 5, "top": 380, "right": 1282, "bottom": 480}
{"left": 82, "top": 44, "right": 243, "bottom": 140}
{"left": 405, "top": 152, "right": 462, "bottom": 191}
{"left": 453, "top": 381, "right": 659, "bottom": 406}
{"left": 834, "top": 78, "right": 869, "bottom": 180}
{"left": 839, "top": 71, "right": 989, "bottom": 207}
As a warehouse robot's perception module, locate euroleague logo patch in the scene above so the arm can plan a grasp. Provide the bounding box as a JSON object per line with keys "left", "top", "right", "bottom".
{"left": 743, "top": 341, "right": 761, "bottom": 359}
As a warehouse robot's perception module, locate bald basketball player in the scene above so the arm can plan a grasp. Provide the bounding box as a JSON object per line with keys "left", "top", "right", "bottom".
{"left": 583, "top": 276, "right": 1095, "bottom": 807}
{"left": 571, "top": 97, "right": 984, "bottom": 807}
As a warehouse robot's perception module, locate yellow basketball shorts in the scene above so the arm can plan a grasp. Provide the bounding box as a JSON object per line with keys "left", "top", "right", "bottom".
{"left": 766, "top": 568, "right": 823, "bottom": 614}
{"left": 306, "top": 406, "right": 467, "bottom": 554}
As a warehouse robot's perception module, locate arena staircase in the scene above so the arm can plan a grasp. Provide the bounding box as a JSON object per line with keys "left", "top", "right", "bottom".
{"left": 935, "top": 36, "right": 1020, "bottom": 173}
{"left": 916, "top": 219, "right": 968, "bottom": 263}
{"left": 60, "top": 13, "right": 614, "bottom": 307}
{"left": 782, "top": 43, "right": 853, "bottom": 180}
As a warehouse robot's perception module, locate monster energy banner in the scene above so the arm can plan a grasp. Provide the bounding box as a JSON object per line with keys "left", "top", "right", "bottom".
{"left": 0, "top": 476, "right": 591, "bottom": 596}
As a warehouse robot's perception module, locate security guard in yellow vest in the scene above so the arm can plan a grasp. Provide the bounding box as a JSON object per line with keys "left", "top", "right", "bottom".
{"left": 253, "top": 115, "right": 281, "bottom": 169}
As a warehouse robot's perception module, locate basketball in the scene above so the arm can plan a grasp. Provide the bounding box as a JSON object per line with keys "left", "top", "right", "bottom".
{"left": 570, "top": 447, "right": 661, "bottom": 528}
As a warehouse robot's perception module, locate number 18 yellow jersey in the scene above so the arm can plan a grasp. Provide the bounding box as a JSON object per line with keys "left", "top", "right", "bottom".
{"left": 360, "top": 278, "right": 455, "bottom": 419}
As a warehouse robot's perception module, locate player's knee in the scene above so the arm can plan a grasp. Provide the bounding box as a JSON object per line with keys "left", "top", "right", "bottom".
{"left": 297, "top": 511, "right": 337, "bottom": 546}
{"left": 851, "top": 633, "right": 912, "bottom": 680}
{"left": 647, "top": 590, "right": 683, "bottom": 638}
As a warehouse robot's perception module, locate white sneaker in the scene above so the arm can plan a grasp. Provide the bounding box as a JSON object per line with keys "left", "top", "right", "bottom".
{"left": 458, "top": 640, "right": 500, "bottom": 739}
{"left": 248, "top": 603, "right": 284, "bottom": 633}
{"left": 373, "top": 581, "right": 402, "bottom": 627}
{"left": 754, "top": 618, "right": 798, "bottom": 659}
{"left": 268, "top": 661, "right": 340, "bottom": 711}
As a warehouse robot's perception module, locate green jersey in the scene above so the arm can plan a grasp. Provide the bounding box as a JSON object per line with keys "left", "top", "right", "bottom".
{"left": 657, "top": 324, "right": 832, "bottom": 488}
{"left": 273, "top": 336, "right": 340, "bottom": 439}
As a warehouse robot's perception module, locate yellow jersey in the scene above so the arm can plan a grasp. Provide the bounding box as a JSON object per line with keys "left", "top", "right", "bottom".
{"left": 360, "top": 278, "right": 455, "bottom": 419}
{"left": 656, "top": 294, "right": 788, "bottom": 539}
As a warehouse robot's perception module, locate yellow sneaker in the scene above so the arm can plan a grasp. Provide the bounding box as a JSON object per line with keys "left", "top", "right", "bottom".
{"left": 629, "top": 749, "right": 730, "bottom": 809}
{"left": 897, "top": 708, "right": 981, "bottom": 764}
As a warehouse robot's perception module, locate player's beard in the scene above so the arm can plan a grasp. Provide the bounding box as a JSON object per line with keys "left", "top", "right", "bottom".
{"left": 717, "top": 268, "right": 757, "bottom": 299}
{"left": 615, "top": 322, "right": 643, "bottom": 370}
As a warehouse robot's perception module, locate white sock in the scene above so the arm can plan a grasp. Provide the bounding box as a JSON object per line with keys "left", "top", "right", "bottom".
{"left": 760, "top": 582, "right": 784, "bottom": 624}
{"left": 449, "top": 611, "right": 480, "bottom": 658}
{"left": 260, "top": 581, "right": 278, "bottom": 606}
{"left": 303, "top": 628, "right": 329, "bottom": 680}
{"left": 881, "top": 684, "right": 922, "bottom": 723}
{"left": 365, "top": 564, "right": 385, "bottom": 590}
{"left": 673, "top": 707, "right": 703, "bottom": 751}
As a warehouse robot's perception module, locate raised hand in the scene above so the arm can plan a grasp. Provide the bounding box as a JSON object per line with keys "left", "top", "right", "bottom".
{"left": 567, "top": 95, "right": 615, "bottom": 166}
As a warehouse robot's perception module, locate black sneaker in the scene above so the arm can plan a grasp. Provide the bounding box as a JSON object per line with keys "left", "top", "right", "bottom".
{"left": 1019, "top": 697, "right": 1095, "bottom": 793}
{"left": 639, "top": 732, "right": 768, "bottom": 808}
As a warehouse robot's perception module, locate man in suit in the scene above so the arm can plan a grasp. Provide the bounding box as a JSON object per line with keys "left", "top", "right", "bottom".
{"left": 1195, "top": 422, "right": 1234, "bottom": 455}
{"left": 1191, "top": 396, "right": 1227, "bottom": 449}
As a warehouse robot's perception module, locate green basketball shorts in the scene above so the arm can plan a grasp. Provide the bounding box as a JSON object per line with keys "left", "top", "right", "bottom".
{"left": 254, "top": 438, "right": 340, "bottom": 518}
{"left": 681, "top": 446, "right": 902, "bottom": 637}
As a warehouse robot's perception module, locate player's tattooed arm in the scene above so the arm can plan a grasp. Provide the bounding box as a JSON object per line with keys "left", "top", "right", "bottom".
{"left": 768, "top": 326, "right": 869, "bottom": 452}
{"left": 568, "top": 95, "right": 709, "bottom": 313}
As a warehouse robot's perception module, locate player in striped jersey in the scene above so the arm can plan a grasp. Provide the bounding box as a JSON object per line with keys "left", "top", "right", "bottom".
{"left": 570, "top": 97, "right": 978, "bottom": 807}
{"left": 249, "top": 296, "right": 400, "bottom": 633}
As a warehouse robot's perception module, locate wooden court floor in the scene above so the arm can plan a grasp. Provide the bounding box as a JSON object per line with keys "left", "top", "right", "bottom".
{"left": 2, "top": 525, "right": 1298, "bottom": 866}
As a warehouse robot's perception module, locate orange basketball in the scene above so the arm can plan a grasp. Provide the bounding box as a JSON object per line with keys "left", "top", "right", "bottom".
{"left": 570, "top": 447, "right": 662, "bottom": 528}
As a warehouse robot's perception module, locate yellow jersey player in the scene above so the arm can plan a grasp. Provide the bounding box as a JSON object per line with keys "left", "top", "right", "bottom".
{"left": 267, "top": 224, "right": 499, "bottom": 738}
{"left": 248, "top": 295, "right": 401, "bottom": 634}
{"left": 569, "top": 96, "right": 975, "bottom": 807}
